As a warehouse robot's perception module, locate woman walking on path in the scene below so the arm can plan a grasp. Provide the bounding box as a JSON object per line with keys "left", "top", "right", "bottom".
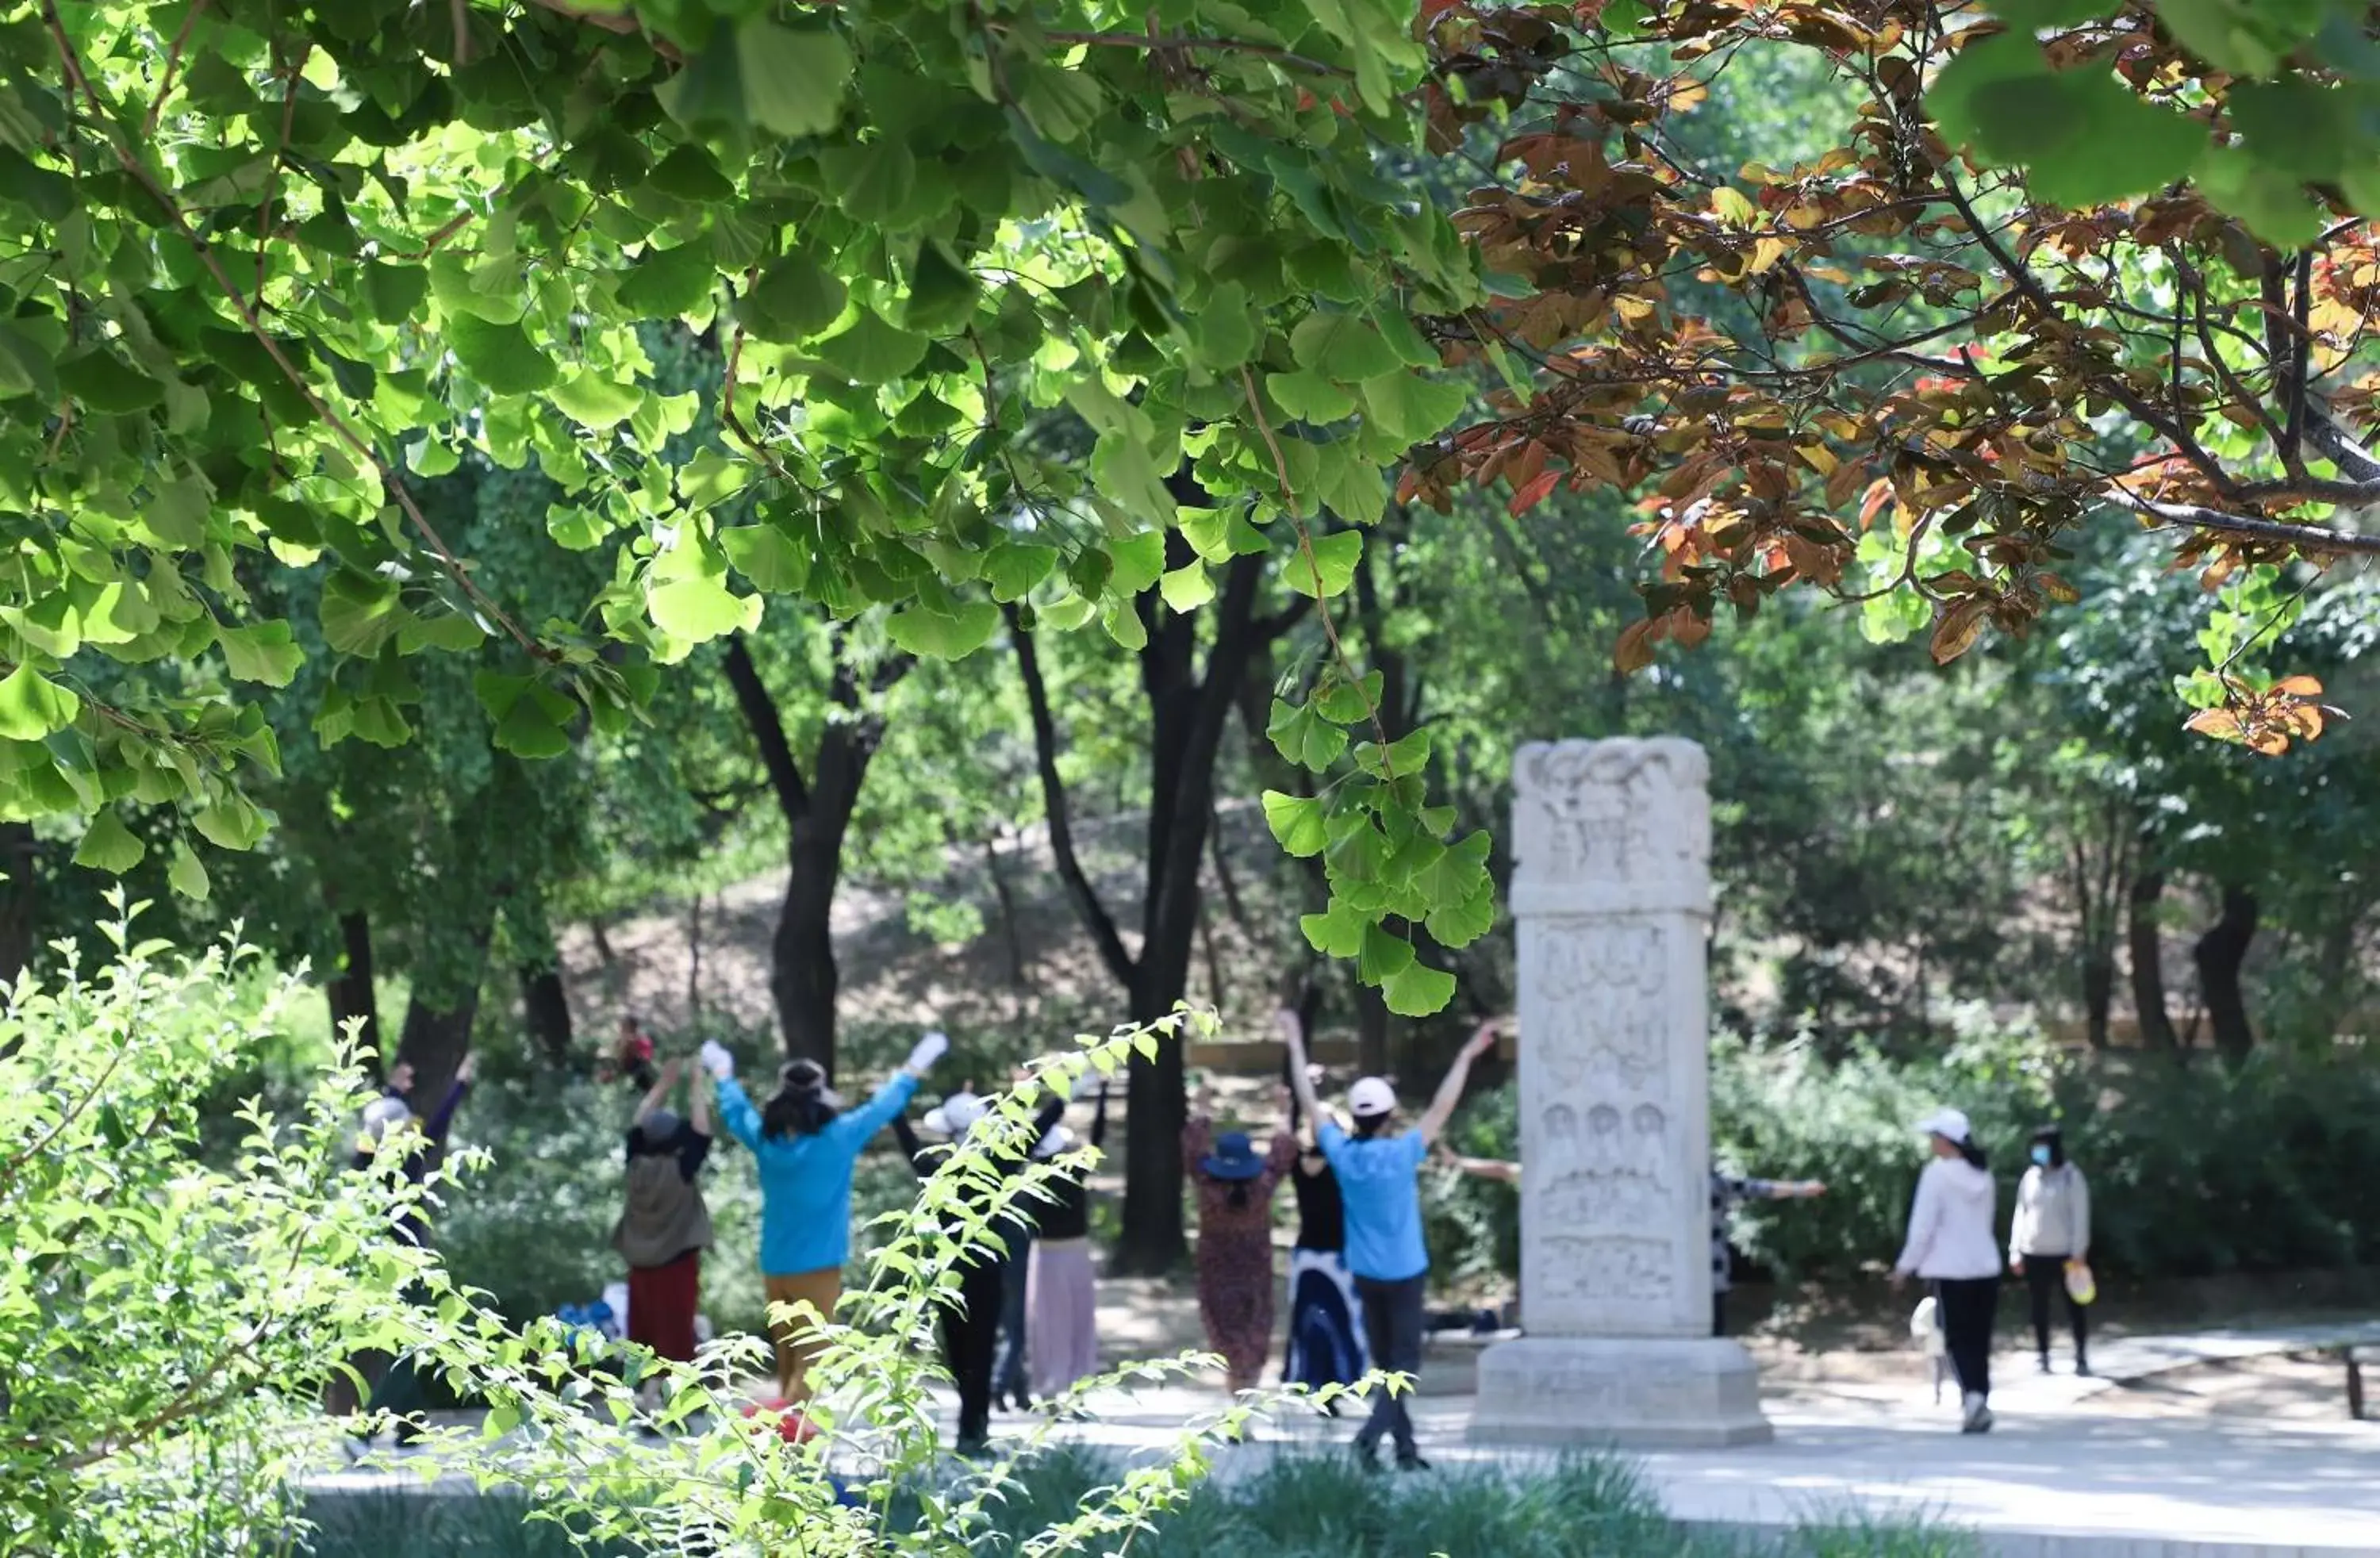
{"left": 612, "top": 1057, "right": 714, "bottom": 1367}
{"left": 891, "top": 1081, "right": 1069, "bottom": 1456}
{"left": 1183, "top": 1099, "right": 1299, "bottom": 1395}
{"left": 1286, "top": 1015, "right": 1499, "bottom": 1472}
{"left": 1026, "top": 1080, "right": 1109, "bottom": 1403}
{"left": 2011, "top": 1124, "right": 2092, "bottom": 1376}
{"left": 1274, "top": 1014, "right": 1367, "bottom": 1401}
{"left": 704, "top": 1030, "right": 949, "bottom": 1407}
{"left": 1892, "top": 1107, "right": 2002, "bottom": 1434}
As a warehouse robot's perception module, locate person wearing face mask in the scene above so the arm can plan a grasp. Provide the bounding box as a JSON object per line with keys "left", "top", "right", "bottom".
{"left": 2010, "top": 1124, "right": 2092, "bottom": 1376}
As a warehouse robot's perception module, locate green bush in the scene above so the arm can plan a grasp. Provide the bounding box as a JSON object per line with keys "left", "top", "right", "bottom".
{"left": 299, "top": 1450, "right": 1971, "bottom": 1558}
{"left": 0, "top": 911, "right": 448, "bottom": 1556}
{"left": 1427, "top": 1015, "right": 2380, "bottom": 1288}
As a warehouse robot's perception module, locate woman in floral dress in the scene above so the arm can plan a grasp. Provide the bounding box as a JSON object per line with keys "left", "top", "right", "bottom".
{"left": 1183, "top": 1108, "right": 1298, "bottom": 1394}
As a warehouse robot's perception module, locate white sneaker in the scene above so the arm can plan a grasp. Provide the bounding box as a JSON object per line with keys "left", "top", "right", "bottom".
{"left": 1960, "top": 1394, "right": 1994, "bottom": 1434}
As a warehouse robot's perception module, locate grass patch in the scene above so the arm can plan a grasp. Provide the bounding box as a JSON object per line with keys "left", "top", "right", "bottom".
{"left": 301, "top": 1449, "right": 1973, "bottom": 1558}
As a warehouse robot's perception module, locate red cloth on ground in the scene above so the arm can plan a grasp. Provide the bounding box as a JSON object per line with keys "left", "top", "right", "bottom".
{"left": 627, "top": 1249, "right": 701, "bottom": 1362}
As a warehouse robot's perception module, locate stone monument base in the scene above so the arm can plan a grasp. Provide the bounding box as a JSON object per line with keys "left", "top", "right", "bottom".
{"left": 1468, "top": 1336, "right": 1774, "bottom": 1449}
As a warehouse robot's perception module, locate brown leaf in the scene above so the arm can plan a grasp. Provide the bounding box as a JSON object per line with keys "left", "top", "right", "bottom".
{"left": 2272, "top": 673, "right": 2324, "bottom": 696}
{"left": 1613, "top": 616, "right": 1660, "bottom": 674}
{"left": 1929, "top": 600, "right": 1987, "bottom": 665}
{"left": 1508, "top": 467, "right": 1561, "bottom": 516}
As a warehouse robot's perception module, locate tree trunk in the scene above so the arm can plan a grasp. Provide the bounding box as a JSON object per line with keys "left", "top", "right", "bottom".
{"left": 395, "top": 974, "right": 486, "bottom": 1128}
{"left": 2081, "top": 950, "right": 2114, "bottom": 1050}
{"left": 983, "top": 831, "right": 1032, "bottom": 990}
{"left": 328, "top": 910, "right": 381, "bottom": 1069}
{"left": 0, "top": 821, "right": 39, "bottom": 985}
{"left": 2194, "top": 882, "right": 2260, "bottom": 1061}
{"left": 1015, "top": 518, "right": 1291, "bottom": 1277}
{"left": 2128, "top": 868, "right": 2181, "bottom": 1053}
{"left": 773, "top": 817, "right": 846, "bottom": 1075}
{"left": 722, "top": 631, "right": 909, "bottom": 1081}
{"left": 519, "top": 962, "right": 573, "bottom": 1066}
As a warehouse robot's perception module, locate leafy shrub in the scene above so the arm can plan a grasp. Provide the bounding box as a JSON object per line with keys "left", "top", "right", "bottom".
{"left": 300, "top": 1449, "right": 1970, "bottom": 1558}
{"left": 1428, "top": 1015, "right": 2380, "bottom": 1287}
{"left": 0, "top": 908, "right": 446, "bottom": 1556}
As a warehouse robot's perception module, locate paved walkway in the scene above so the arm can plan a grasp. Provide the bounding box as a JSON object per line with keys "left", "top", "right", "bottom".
{"left": 311, "top": 1322, "right": 2380, "bottom": 1556}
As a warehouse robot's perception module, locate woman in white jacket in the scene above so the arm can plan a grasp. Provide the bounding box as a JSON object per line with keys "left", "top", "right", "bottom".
{"left": 1892, "top": 1107, "right": 2002, "bottom": 1433}
{"left": 2010, "top": 1124, "right": 2091, "bottom": 1376}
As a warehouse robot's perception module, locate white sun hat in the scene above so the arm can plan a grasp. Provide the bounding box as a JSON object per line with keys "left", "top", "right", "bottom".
{"left": 924, "top": 1091, "right": 989, "bottom": 1138}
{"left": 1914, "top": 1107, "right": 1972, "bottom": 1145}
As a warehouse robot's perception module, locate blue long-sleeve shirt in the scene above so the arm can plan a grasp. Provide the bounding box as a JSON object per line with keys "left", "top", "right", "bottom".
{"left": 716, "top": 1071, "right": 919, "bottom": 1275}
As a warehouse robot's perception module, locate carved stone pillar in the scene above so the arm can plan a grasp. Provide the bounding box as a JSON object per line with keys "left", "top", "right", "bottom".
{"left": 1470, "top": 738, "right": 1772, "bottom": 1447}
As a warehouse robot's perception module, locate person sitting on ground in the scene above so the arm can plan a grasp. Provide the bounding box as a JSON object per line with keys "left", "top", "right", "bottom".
{"left": 2010, "top": 1123, "right": 2091, "bottom": 1376}
{"left": 705, "top": 1032, "right": 948, "bottom": 1409}
{"left": 1184, "top": 1085, "right": 1299, "bottom": 1396}
{"left": 612, "top": 1057, "right": 714, "bottom": 1373}
{"left": 345, "top": 1053, "right": 474, "bottom": 1454}
{"left": 1285, "top": 1015, "right": 1499, "bottom": 1472}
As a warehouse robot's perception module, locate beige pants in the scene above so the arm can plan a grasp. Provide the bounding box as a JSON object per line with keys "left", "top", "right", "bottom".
{"left": 765, "top": 1267, "right": 843, "bottom": 1406}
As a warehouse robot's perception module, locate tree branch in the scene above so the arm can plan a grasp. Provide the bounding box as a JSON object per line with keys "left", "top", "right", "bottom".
{"left": 1032, "top": 27, "right": 1349, "bottom": 76}
{"left": 42, "top": 5, "right": 544, "bottom": 660}
{"left": 720, "top": 633, "right": 812, "bottom": 827}
{"left": 2303, "top": 392, "right": 2380, "bottom": 484}
{"left": 2108, "top": 489, "right": 2380, "bottom": 556}
{"left": 1007, "top": 604, "right": 1138, "bottom": 991}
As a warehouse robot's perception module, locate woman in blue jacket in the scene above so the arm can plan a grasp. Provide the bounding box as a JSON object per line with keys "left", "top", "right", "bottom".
{"left": 702, "top": 1030, "right": 948, "bottom": 1406}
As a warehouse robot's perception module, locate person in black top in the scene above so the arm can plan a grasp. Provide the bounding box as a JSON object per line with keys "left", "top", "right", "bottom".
{"left": 889, "top": 1082, "right": 1066, "bottom": 1457}
{"left": 1277, "top": 1024, "right": 1368, "bottom": 1402}
{"left": 1023, "top": 1082, "right": 1107, "bottom": 1403}
{"left": 345, "top": 1054, "right": 473, "bottom": 1455}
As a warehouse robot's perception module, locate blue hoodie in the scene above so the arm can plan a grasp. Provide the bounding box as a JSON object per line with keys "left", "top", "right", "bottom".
{"left": 716, "top": 1071, "right": 919, "bottom": 1276}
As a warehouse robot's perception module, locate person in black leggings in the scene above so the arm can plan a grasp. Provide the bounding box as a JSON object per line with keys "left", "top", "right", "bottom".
{"left": 1892, "top": 1107, "right": 2002, "bottom": 1434}
{"left": 2010, "top": 1124, "right": 2092, "bottom": 1376}
{"left": 891, "top": 1084, "right": 1064, "bottom": 1457}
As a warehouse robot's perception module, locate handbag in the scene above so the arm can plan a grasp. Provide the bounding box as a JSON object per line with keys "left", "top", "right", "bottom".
{"left": 2063, "top": 1258, "right": 2098, "bottom": 1306}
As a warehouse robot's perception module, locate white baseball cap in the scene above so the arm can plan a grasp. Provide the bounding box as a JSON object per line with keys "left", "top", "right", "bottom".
{"left": 924, "top": 1092, "right": 988, "bottom": 1138}
{"left": 1347, "top": 1076, "right": 1397, "bottom": 1119}
{"left": 1915, "top": 1107, "right": 1972, "bottom": 1145}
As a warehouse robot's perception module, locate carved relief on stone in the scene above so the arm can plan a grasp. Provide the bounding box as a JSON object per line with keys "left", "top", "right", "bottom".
{"left": 1512, "top": 738, "right": 1710, "bottom": 892}
{"left": 1537, "top": 1234, "right": 1676, "bottom": 1305}
{"left": 1532, "top": 919, "right": 1669, "bottom": 1095}
{"left": 1534, "top": 1099, "right": 1672, "bottom": 1232}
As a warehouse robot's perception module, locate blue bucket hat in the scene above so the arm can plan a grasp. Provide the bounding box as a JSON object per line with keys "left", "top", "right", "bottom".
{"left": 1201, "top": 1131, "right": 1265, "bottom": 1182}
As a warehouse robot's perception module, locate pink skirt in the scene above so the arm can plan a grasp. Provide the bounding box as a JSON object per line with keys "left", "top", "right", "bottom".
{"left": 1027, "top": 1238, "right": 1100, "bottom": 1400}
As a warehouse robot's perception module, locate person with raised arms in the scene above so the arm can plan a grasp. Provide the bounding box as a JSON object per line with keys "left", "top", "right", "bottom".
{"left": 1284, "top": 1015, "right": 1499, "bottom": 1472}
{"left": 702, "top": 1030, "right": 948, "bottom": 1408}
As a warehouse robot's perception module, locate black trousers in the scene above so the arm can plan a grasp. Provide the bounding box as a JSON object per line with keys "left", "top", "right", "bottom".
{"left": 1933, "top": 1277, "right": 1999, "bottom": 1399}
{"left": 1712, "top": 1291, "right": 1727, "bottom": 1337}
{"left": 939, "top": 1257, "right": 1005, "bottom": 1445}
{"left": 2021, "top": 1254, "right": 2087, "bottom": 1359}
{"left": 1353, "top": 1273, "right": 1426, "bottom": 1457}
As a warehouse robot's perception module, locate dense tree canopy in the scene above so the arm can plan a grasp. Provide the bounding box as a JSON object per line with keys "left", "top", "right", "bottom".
{"left": 2, "top": 0, "right": 1488, "bottom": 1010}
{"left": 1415, "top": 0, "right": 2380, "bottom": 758}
